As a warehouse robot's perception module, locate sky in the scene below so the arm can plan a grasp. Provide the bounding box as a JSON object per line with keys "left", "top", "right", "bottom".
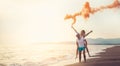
{"left": 0, "top": 0, "right": 120, "bottom": 44}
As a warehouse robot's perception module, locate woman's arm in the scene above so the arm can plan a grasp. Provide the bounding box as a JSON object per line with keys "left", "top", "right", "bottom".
{"left": 85, "top": 30, "right": 93, "bottom": 37}
{"left": 71, "top": 26, "right": 79, "bottom": 34}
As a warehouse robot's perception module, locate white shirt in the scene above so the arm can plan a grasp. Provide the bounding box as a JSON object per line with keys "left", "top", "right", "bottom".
{"left": 77, "top": 36, "right": 85, "bottom": 47}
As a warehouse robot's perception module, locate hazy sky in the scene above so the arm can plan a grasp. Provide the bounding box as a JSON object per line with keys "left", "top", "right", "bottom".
{"left": 0, "top": 0, "right": 120, "bottom": 44}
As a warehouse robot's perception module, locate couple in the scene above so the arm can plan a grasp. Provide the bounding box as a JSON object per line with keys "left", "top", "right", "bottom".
{"left": 71, "top": 26, "right": 92, "bottom": 63}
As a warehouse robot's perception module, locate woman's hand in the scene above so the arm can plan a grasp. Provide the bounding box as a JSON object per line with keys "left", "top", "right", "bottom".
{"left": 90, "top": 30, "right": 93, "bottom": 33}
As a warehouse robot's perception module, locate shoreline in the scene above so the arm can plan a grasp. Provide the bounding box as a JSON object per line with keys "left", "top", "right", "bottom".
{"left": 50, "top": 45, "right": 114, "bottom": 66}
{"left": 66, "top": 46, "right": 120, "bottom": 66}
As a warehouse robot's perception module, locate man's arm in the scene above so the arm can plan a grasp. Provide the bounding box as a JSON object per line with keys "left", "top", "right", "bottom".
{"left": 71, "top": 26, "right": 79, "bottom": 34}
{"left": 85, "top": 30, "right": 93, "bottom": 37}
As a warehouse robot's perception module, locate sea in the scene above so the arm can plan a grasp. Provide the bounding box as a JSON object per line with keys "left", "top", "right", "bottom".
{"left": 0, "top": 43, "right": 116, "bottom": 66}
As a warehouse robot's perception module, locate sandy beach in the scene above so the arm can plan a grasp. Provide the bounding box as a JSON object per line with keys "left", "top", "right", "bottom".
{"left": 66, "top": 46, "right": 120, "bottom": 66}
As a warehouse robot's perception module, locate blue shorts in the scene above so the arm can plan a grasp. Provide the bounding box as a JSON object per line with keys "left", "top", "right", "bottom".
{"left": 78, "top": 47, "right": 85, "bottom": 51}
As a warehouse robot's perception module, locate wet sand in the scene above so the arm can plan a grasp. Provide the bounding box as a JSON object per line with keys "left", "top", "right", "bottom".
{"left": 66, "top": 46, "right": 120, "bottom": 66}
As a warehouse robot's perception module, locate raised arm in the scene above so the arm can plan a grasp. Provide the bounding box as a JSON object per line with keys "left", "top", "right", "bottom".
{"left": 71, "top": 26, "right": 79, "bottom": 34}
{"left": 85, "top": 30, "right": 93, "bottom": 37}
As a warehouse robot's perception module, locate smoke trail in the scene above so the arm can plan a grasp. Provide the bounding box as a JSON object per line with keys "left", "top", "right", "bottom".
{"left": 64, "top": 0, "right": 120, "bottom": 25}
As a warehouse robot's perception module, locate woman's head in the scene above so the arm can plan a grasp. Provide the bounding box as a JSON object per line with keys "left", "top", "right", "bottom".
{"left": 80, "top": 30, "right": 85, "bottom": 36}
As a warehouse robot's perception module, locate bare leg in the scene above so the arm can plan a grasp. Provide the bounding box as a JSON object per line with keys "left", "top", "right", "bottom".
{"left": 83, "top": 50, "right": 86, "bottom": 62}
{"left": 75, "top": 47, "right": 78, "bottom": 59}
{"left": 79, "top": 51, "right": 81, "bottom": 63}
{"left": 86, "top": 46, "right": 91, "bottom": 57}
{"left": 84, "top": 40, "right": 91, "bottom": 57}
